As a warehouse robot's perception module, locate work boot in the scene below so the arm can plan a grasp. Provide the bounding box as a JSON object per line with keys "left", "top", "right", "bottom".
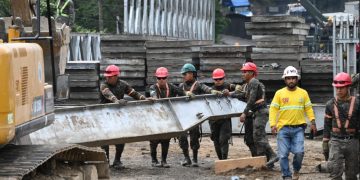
{"left": 221, "top": 153, "right": 228, "bottom": 160}
{"left": 181, "top": 149, "right": 192, "bottom": 166}
{"left": 151, "top": 160, "right": 162, "bottom": 167}
{"left": 192, "top": 150, "right": 199, "bottom": 167}
{"left": 161, "top": 160, "right": 170, "bottom": 168}
{"left": 112, "top": 160, "right": 124, "bottom": 169}
{"left": 265, "top": 149, "right": 279, "bottom": 168}
{"left": 292, "top": 171, "right": 300, "bottom": 180}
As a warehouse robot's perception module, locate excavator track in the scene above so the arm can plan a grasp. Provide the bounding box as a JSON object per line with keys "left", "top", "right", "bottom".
{"left": 0, "top": 144, "right": 109, "bottom": 179}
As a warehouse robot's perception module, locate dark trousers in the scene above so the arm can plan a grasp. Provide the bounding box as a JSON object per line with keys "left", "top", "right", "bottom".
{"left": 101, "top": 144, "right": 125, "bottom": 163}
{"left": 150, "top": 139, "right": 170, "bottom": 162}
{"left": 209, "top": 119, "right": 232, "bottom": 160}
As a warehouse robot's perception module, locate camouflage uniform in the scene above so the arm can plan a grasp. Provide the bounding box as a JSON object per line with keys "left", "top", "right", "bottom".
{"left": 210, "top": 82, "right": 236, "bottom": 160}
{"left": 233, "top": 83, "right": 257, "bottom": 157}
{"left": 148, "top": 83, "right": 185, "bottom": 166}
{"left": 323, "top": 96, "right": 359, "bottom": 180}
{"left": 243, "top": 78, "right": 276, "bottom": 161}
{"left": 100, "top": 79, "right": 145, "bottom": 166}
{"left": 178, "top": 80, "right": 212, "bottom": 166}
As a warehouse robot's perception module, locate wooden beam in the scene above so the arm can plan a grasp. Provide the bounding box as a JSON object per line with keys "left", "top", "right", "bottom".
{"left": 214, "top": 156, "right": 266, "bottom": 175}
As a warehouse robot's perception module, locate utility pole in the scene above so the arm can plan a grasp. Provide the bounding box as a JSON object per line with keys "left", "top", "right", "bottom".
{"left": 98, "top": 0, "right": 104, "bottom": 32}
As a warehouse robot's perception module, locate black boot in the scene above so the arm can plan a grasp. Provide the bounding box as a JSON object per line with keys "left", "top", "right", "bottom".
{"left": 113, "top": 144, "right": 125, "bottom": 169}
{"left": 181, "top": 149, "right": 192, "bottom": 166}
{"left": 150, "top": 143, "right": 162, "bottom": 167}
{"left": 192, "top": 150, "right": 199, "bottom": 167}
{"left": 221, "top": 153, "right": 228, "bottom": 160}
{"left": 161, "top": 142, "right": 170, "bottom": 168}
{"left": 265, "top": 148, "right": 279, "bottom": 169}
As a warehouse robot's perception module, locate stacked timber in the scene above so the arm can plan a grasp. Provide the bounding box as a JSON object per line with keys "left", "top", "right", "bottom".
{"left": 300, "top": 59, "right": 333, "bottom": 103}
{"left": 65, "top": 62, "right": 100, "bottom": 100}
{"left": 100, "top": 35, "right": 151, "bottom": 91}
{"left": 245, "top": 16, "right": 310, "bottom": 101}
{"left": 198, "top": 45, "right": 252, "bottom": 83}
{"left": 245, "top": 16, "right": 309, "bottom": 80}
{"left": 146, "top": 40, "right": 193, "bottom": 84}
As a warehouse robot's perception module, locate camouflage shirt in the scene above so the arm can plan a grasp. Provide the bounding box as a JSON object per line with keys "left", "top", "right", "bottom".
{"left": 243, "top": 78, "right": 266, "bottom": 115}
{"left": 323, "top": 97, "right": 360, "bottom": 138}
{"left": 100, "top": 79, "right": 145, "bottom": 103}
{"left": 179, "top": 80, "right": 212, "bottom": 95}
{"left": 149, "top": 83, "right": 185, "bottom": 98}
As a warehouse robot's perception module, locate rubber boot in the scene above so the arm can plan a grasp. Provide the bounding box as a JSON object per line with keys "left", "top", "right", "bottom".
{"left": 161, "top": 143, "right": 170, "bottom": 168}
{"left": 180, "top": 149, "right": 192, "bottom": 166}
{"left": 221, "top": 152, "right": 228, "bottom": 160}
{"left": 265, "top": 148, "right": 279, "bottom": 169}
{"left": 192, "top": 150, "right": 199, "bottom": 167}
{"left": 113, "top": 144, "right": 125, "bottom": 169}
{"left": 101, "top": 145, "right": 110, "bottom": 162}
{"left": 215, "top": 145, "right": 222, "bottom": 160}
{"left": 150, "top": 145, "right": 162, "bottom": 167}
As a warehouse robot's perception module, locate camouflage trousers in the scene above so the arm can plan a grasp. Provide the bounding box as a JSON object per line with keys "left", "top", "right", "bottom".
{"left": 328, "top": 138, "right": 359, "bottom": 180}
{"left": 179, "top": 126, "right": 200, "bottom": 151}
{"left": 101, "top": 144, "right": 125, "bottom": 163}
{"left": 253, "top": 108, "right": 276, "bottom": 160}
{"left": 209, "top": 119, "right": 232, "bottom": 160}
{"left": 150, "top": 139, "right": 170, "bottom": 162}
{"left": 244, "top": 115, "right": 257, "bottom": 156}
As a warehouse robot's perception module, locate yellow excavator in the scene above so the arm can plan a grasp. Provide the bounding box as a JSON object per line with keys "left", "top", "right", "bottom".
{"left": 0, "top": 1, "right": 109, "bottom": 179}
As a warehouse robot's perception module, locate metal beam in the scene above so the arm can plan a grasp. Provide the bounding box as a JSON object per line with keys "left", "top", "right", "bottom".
{"left": 20, "top": 95, "right": 246, "bottom": 147}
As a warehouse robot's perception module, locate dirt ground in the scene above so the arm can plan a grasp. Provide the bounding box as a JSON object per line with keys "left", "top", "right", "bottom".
{"left": 108, "top": 135, "right": 330, "bottom": 180}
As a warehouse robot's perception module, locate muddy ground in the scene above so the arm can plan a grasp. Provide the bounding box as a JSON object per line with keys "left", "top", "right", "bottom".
{"left": 108, "top": 135, "right": 330, "bottom": 180}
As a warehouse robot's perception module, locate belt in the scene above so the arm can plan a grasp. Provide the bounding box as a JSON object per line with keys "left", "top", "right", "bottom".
{"left": 332, "top": 134, "right": 355, "bottom": 140}
{"left": 283, "top": 124, "right": 306, "bottom": 128}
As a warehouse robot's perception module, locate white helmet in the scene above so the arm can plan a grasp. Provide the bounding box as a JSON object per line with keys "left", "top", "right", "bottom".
{"left": 282, "top": 66, "right": 300, "bottom": 79}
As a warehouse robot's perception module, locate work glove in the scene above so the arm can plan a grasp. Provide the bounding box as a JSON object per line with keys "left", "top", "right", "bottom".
{"left": 322, "top": 140, "right": 329, "bottom": 161}
{"left": 222, "top": 89, "right": 230, "bottom": 96}
{"left": 185, "top": 91, "right": 195, "bottom": 99}
{"left": 115, "top": 99, "right": 127, "bottom": 106}
{"left": 146, "top": 97, "right": 156, "bottom": 103}
{"left": 235, "top": 84, "right": 243, "bottom": 92}
{"left": 211, "top": 90, "right": 223, "bottom": 96}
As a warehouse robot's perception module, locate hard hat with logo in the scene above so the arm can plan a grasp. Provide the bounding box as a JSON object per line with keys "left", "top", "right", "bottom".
{"left": 155, "top": 67, "right": 169, "bottom": 78}
{"left": 104, "top": 65, "right": 120, "bottom": 77}
{"left": 212, "top": 68, "right": 225, "bottom": 79}
{"left": 181, "top": 63, "right": 196, "bottom": 74}
{"left": 241, "top": 62, "right": 257, "bottom": 75}
{"left": 282, "top": 66, "right": 300, "bottom": 79}
{"left": 332, "top": 72, "right": 352, "bottom": 87}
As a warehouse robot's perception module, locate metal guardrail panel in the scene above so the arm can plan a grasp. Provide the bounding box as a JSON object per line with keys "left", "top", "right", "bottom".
{"left": 21, "top": 95, "right": 246, "bottom": 147}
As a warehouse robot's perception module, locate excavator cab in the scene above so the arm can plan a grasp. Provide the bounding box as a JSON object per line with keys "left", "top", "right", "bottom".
{"left": 0, "top": 43, "right": 55, "bottom": 146}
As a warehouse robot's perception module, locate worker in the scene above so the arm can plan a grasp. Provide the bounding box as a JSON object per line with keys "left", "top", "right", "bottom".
{"left": 148, "top": 67, "right": 185, "bottom": 168}
{"left": 55, "top": 0, "right": 75, "bottom": 27}
{"left": 269, "top": 66, "right": 317, "bottom": 180}
{"left": 209, "top": 68, "right": 236, "bottom": 160}
{"left": 100, "top": 64, "right": 147, "bottom": 169}
{"left": 178, "top": 63, "right": 222, "bottom": 167}
{"left": 239, "top": 62, "right": 278, "bottom": 168}
{"left": 323, "top": 72, "right": 359, "bottom": 179}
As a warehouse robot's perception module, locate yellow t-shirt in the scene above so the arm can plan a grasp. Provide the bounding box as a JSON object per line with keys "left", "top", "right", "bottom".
{"left": 269, "top": 87, "right": 315, "bottom": 130}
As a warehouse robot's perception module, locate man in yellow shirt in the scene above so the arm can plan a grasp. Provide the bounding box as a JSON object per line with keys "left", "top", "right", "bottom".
{"left": 269, "top": 66, "right": 317, "bottom": 180}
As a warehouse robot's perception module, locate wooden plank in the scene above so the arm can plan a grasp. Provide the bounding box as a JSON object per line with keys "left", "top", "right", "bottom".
{"left": 251, "top": 53, "right": 307, "bottom": 60}
{"left": 253, "top": 47, "right": 308, "bottom": 54}
{"left": 256, "top": 41, "right": 304, "bottom": 47}
{"left": 214, "top": 156, "right": 266, "bottom": 175}
{"left": 200, "top": 45, "right": 252, "bottom": 53}
{"left": 247, "top": 28, "right": 308, "bottom": 35}
{"left": 245, "top": 22, "right": 310, "bottom": 30}
{"left": 252, "top": 35, "right": 306, "bottom": 41}
{"left": 251, "top": 16, "right": 305, "bottom": 23}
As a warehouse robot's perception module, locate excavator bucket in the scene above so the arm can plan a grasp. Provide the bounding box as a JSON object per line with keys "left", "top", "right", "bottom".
{"left": 19, "top": 95, "right": 247, "bottom": 147}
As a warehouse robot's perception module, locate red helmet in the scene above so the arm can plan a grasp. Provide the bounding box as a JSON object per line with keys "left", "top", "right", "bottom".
{"left": 332, "top": 72, "right": 352, "bottom": 87}
{"left": 104, "top": 65, "right": 120, "bottom": 77}
{"left": 155, "top": 67, "right": 169, "bottom": 77}
{"left": 241, "top": 62, "right": 257, "bottom": 74}
{"left": 212, "top": 68, "right": 225, "bottom": 79}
